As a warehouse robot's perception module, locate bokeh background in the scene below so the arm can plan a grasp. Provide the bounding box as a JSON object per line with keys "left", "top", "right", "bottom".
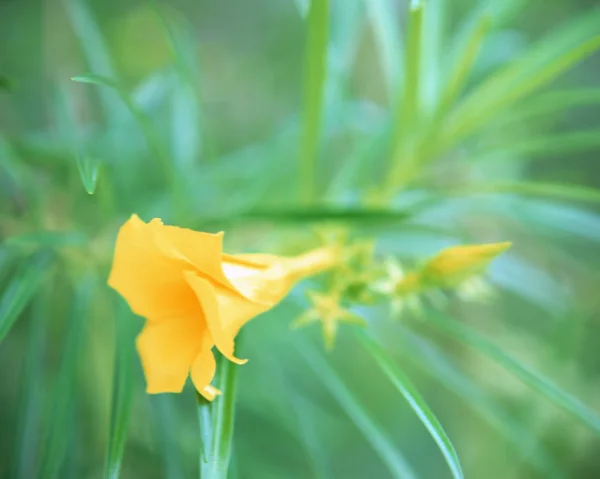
{"left": 1, "top": 0, "right": 600, "bottom": 478}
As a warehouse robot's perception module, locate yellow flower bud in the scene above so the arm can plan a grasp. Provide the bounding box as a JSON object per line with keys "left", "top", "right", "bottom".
{"left": 421, "top": 242, "right": 512, "bottom": 287}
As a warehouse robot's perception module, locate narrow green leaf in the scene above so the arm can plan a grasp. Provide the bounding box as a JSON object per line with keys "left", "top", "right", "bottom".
{"left": 201, "top": 352, "right": 239, "bottom": 479}
{"left": 437, "top": 13, "right": 490, "bottom": 117}
{"left": 357, "top": 331, "right": 464, "bottom": 479}
{"left": 508, "top": 88, "right": 600, "bottom": 122}
{"left": 399, "top": 1, "right": 424, "bottom": 132}
{"left": 195, "top": 205, "right": 413, "bottom": 227}
{"left": 420, "top": 0, "right": 446, "bottom": 113}
{"left": 482, "top": 129, "right": 600, "bottom": 159}
{"left": 444, "top": 18, "right": 600, "bottom": 146}
{"left": 151, "top": 396, "right": 186, "bottom": 479}
{"left": 104, "top": 302, "right": 138, "bottom": 479}
{"left": 366, "top": 0, "right": 403, "bottom": 104}
{"left": 75, "top": 154, "right": 99, "bottom": 195}
{"left": 154, "top": 4, "right": 205, "bottom": 166}
{"left": 12, "top": 292, "right": 50, "bottom": 479}
{"left": 71, "top": 74, "right": 178, "bottom": 208}
{"left": 447, "top": 181, "right": 600, "bottom": 205}
{"left": 427, "top": 312, "right": 600, "bottom": 435}
{"left": 298, "top": 343, "right": 417, "bottom": 479}
{"left": 64, "top": 0, "right": 126, "bottom": 122}
{"left": 300, "top": 0, "right": 330, "bottom": 203}
{"left": 395, "top": 326, "right": 565, "bottom": 479}
{"left": 0, "top": 252, "right": 52, "bottom": 343}
{"left": 38, "top": 276, "right": 93, "bottom": 478}
{"left": 71, "top": 73, "right": 119, "bottom": 89}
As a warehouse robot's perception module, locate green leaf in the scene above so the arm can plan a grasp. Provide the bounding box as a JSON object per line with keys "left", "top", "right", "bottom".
{"left": 195, "top": 205, "right": 413, "bottom": 227}
{"left": 482, "top": 129, "right": 600, "bottom": 159}
{"left": 71, "top": 73, "right": 120, "bottom": 89}
{"left": 104, "top": 302, "right": 138, "bottom": 479}
{"left": 12, "top": 293, "right": 50, "bottom": 478}
{"left": 64, "top": 0, "right": 126, "bottom": 122}
{"left": 298, "top": 342, "right": 417, "bottom": 479}
{"left": 300, "top": 0, "right": 330, "bottom": 203}
{"left": 427, "top": 312, "right": 600, "bottom": 435}
{"left": 420, "top": 0, "right": 446, "bottom": 113}
{"left": 75, "top": 154, "right": 99, "bottom": 195}
{"left": 508, "top": 88, "right": 600, "bottom": 122}
{"left": 395, "top": 325, "right": 565, "bottom": 479}
{"left": 201, "top": 351, "right": 239, "bottom": 479}
{"left": 366, "top": 0, "right": 403, "bottom": 104}
{"left": 448, "top": 181, "right": 600, "bottom": 205}
{"left": 437, "top": 13, "right": 490, "bottom": 117}
{"left": 154, "top": 4, "right": 205, "bottom": 166}
{"left": 0, "top": 252, "right": 52, "bottom": 343}
{"left": 151, "top": 396, "right": 186, "bottom": 479}
{"left": 71, "top": 73, "right": 178, "bottom": 208}
{"left": 397, "top": 0, "right": 424, "bottom": 134}
{"left": 443, "top": 11, "right": 600, "bottom": 147}
{"left": 38, "top": 276, "right": 94, "bottom": 478}
{"left": 357, "top": 330, "right": 464, "bottom": 479}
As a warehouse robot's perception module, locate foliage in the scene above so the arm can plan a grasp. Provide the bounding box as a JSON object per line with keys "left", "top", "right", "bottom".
{"left": 1, "top": 0, "right": 600, "bottom": 477}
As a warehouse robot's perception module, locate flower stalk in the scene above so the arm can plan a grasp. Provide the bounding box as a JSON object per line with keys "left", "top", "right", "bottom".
{"left": 197, "top": 350, "right": 240, "bottom": 479}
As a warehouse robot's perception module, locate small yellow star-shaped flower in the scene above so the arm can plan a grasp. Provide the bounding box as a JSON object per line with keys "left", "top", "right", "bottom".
{"left": 292, "top": 291, "right": 366, "bottom": 350}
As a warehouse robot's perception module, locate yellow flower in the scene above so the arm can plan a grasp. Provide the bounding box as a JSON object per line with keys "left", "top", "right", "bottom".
{"left": 108, "top": 215, "right": 336, "bottom": 400}
{"left": 422, "top": 242, "right": 512, "bottom": 287}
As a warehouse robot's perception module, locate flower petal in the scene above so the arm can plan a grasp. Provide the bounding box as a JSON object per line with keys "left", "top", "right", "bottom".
{"left": 184, "top": 271, "right": 247, "bottom": 365}
{"left": 136, "top": 315, "right": 204, "bottom": 394}
{"left": 108, "top": 215, "right": 198, "bottom": 320}
{"left": 154, "top": 224, "right": 238, "bottom": 291}
{"left": 190, "top": 340, "right": 221, "bottom": 401}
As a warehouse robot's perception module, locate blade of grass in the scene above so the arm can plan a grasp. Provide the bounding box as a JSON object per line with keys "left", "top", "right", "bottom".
{"left": 297, "top": 342, "right": 417, "bottom": 479}
{"left": 0, "top": 252, "right": 52, "bottom": 343}
{"left": 104, "top": 301, "right": 139, "bottom": 479}
{"left": 394, "top": 325, "right": 565, "bottom": 479}
{"left": 300, "top": 0, "right": 330, "bottom": 203}
{"left": 427, "top": 311, "right": 600, "bottom": 435}
{"left": 356, "top": 330, "right": 464, "bottom": 479}
{"left": 38, "top": 276, "right": 93, "bottom": 478}
{"left": 12, "top": 291, "right": 51, "bottom": 479}
{"left": 366, "top": 0, "right": 403, "bottom": 104}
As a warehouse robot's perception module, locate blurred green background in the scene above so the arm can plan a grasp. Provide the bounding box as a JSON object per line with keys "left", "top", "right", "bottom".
{"left": 1, "top": 0, "right": 600, "bottom": 478}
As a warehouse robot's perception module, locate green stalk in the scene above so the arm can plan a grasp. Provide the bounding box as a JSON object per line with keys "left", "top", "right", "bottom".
{"left": 197, "top": 347, "right": 241, "bottom": 478}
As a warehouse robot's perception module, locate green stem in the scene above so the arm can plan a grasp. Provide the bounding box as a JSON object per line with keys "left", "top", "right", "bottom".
{"left": 197, "top": 348, "right": 240, "bottom": 478}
